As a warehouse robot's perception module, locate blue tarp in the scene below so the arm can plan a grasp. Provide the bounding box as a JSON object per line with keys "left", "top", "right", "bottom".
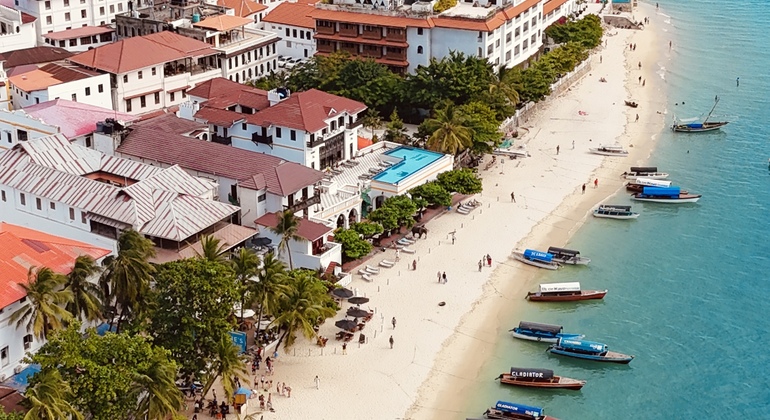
{"left": 235, "top": 387, "right": 252, "bottom": 398}
{"left": 558, "top": 338, "right": 607, "bottom": 354}
{"left": 5, "top": 364, "right": 41, "bottom": 391}
{"left": 495, "top": 401, "right": 544, "bottom": 417}
{"left": 642, "top": 186, "right": 680, "bottom": 197}
{"left": 95, "top": 322, "right": 117, "bottom": 336}
{"left": 685, "top": 123, "right": 704, "bottom": 129}
{"left": 523, "top": 249, "right": 553, "bottom": 262}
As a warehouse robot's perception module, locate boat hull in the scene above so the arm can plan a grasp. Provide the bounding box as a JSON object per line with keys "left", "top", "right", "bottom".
{"left": 498, "top": 374, "right": 586, "bottom": 390}
{"left": 589, "top": 149, "right": 629, "bottom": 157}
{"left": 672, "top": 121, "right": 728, "bottom": 132}
{"left": 622, "top": 173, "right": 669, "bottom": 180}
{"left": 510, "top": 331, "right": 584, "bottom": 343}
{"left": 550, "top": 256, "right": 591, "bottom": 265}
{"left": 547, "top": 348, "right": 634, "bottom": 364}
{"left": 527, "top": 290, "right": 607, "bottom": 302}
{"left": 632, "top": 194, "right": 701, "bottom": 203}
{"left": 512, "top": 252, "right": 560, "bottom": 270}
{"left": 593, "top": 211, "right": 640, "bottom": 220}
{"left": 484, "top": 408, "right": 560, "bottom": 420}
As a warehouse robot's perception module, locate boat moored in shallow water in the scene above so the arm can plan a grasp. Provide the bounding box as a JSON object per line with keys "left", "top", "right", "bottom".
{"left": 632, "top": 186, "right": 701, "bottom": 203}
{"left": 589, "top": 144, "right": 629, "bottom": 156}
{"left": 593, "top": 205, "right": 640, "bottom": 219}
{"left": 546, "top": 246, "right": 591, "bottom": 265}
{"left": 483, "top": 401, "right": 560, "bottom": 419}
{"left": 526, "top": 282, "right": 607, "bottom": 302}
{"left": 512, "top": 249, "right": 560, "bottom": 270}
{"left": 547, "top": 338, "right": 634, "bottom": 364}
{"left": 621, "top": 166, "right": 669, "bottom": 180}
{"left": 672, "top": 96, "right": 729, "bottom": 132}
{"left": 509, "top": 321, "right": 584, "bottom": 343}
{"left": 496, "top": 367, "right": 586, "bottom": 390}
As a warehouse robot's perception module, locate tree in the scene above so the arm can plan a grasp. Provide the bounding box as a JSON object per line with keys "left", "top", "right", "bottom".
{"left": 424, "top": 104, "right": 474, "bottom": 155}
{"left": 0, "top": 410, "right": 23, "bottom": 420}
{"left": 64, "top": 255, "right": 102, "bottom": 323}
{"left": 146, "top": 258, "right": 240, "bottom": 378}
{"left": 334, "top": 229, "right": 372, "bottom": 260}
{"left": 23, "top": 368, "right": 82, "bottom": 420}
{"left": 410, "top": 181, "right": 452, "bottom": 207}
{"left": 367, "top": 205, "right": 400, "bottom": 232}
{"left": 456, "top": 101, "right": 503, "bottom": 153}
{"left": 269, "top": 210, "right": 304, "bottom": 270}
{"left": 360, "top": 108, "right": 383, "bottom": 137}
{"left": 351, "top": 221, "right": 384, "bottom": 238}
{"left": 201, "top": 334, "right": 250, "bottom": 401}
{"left": 132, "top": 351, "right": 186, "bottom": 420}
{"left": 437, "top": 169, "right": 483, "bottom": 194}
{"left": 406, "top": 51, "right": 496, "bottom": 109}
{"left": 333, "top": 58, "right": 403, "bottom": 112}
{"left": 545, "top": 14, "right": 603, "bottom": 49}
{"left": 490, "top": 66, "right": 521, "bottom": 106}
{"left": 232, "top": 248, "right": 260, "bottom": 323}
{"left": 273, "top": 271, "right": 336, "bottom": 349}
{"left": 247, "top": 72, "right": 288, "bottom": 91}
{"left": 253, "top": 252, "right": 289, "bottom": 340}
{"left": 383, "top": 109, "right": 409, "bottom": 144}
{"left": 195, "top": 235, "right": 229, "bottom": 262}
{"left": 380, "top": 195, "right": 419, "bottom": 228}
{"left": 9, "top": 267, "right": 72, "bottom": 341}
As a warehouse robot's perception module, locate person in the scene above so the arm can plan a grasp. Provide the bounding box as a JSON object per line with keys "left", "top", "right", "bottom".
{"left": 389, "top": 335, "right": 394, "bottom": 349}
{"left": 571, "top": 140, "right": 575, "bottom": 150}
{"left": 599, "top": 55, "right": 602, "bottom": 64}
{"left": 643, "top": 79, "right": 646, "bottom": 87}
{"left": 487, "top": 254, "right": 492, "bottom": 266}
{"left": 594, "top": 178, "right": 599, "bottom": 188}
{"left": 556, "top": 145, "right": 560, "bottom": 155}
{"left": 478, "top": 260, "right": 483, "bottom": 272}
{"left": 638, "top": 76, "right": 642, "bottom": 84}
{"left": 635, "top": 114, "right": 640, "bottom": 122}
{"left": 412, "top": 260, "right": 417, "bottom": 270}
{"left": 511, "top": 191, "right": 516, "bottom": 203}
{"left": 582, "top": 184, "right": 586, "bottom": 194}
{"left": 395, "top": 249, "right": 400, "bottom": 262}
{"left": 669, "top": 40, "right": 672, "bottom": 50}
{"left": 314, "top": 375, "right": 320, "bottom": 390}
{"left": 442, "top": 272, "right": 447, "bottom": 283}
{"left": 286, "top": 386, "right": 292, "bottom": 398}
{"left": 342, "top": 342, "right": 347, "bottom": 355}
{"left": 437, "top": 271, "right": 442, "bottom": 283}
{"left": 736, "top": 77, "right": 740, "bottom": 86}
{"left": 193, "top": 415, "right": 198, "bottom": 420}
{"left": 638, "top": 61, "right": 642, "bottom": 69}
{"left": 392, "top": 317, "right": 397, "bottom": 329}
{"left": 451, "top": 233, "right": 456, "bottom": 245}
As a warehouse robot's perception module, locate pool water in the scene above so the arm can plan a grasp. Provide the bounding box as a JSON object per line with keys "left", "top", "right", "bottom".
{"left": 372, "top": 146, "right": 444, "bottom": 184}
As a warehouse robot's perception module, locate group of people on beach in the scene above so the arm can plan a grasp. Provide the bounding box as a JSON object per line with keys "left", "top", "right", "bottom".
{"left": 478, "top": 254, "right": 493, "bottom": 271}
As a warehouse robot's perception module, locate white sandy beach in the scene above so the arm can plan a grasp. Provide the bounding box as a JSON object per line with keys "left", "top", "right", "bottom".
{"left": 225, "top": 4, "right": 670, "bottom": 419}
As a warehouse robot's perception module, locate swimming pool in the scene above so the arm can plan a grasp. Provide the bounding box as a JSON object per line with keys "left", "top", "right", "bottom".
{"left": 372, "top": 146, "right": 444, "bottom": 184}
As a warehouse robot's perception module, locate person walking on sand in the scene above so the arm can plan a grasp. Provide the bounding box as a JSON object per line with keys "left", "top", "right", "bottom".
{"left": 389, "top": 336, "right": 394, "bottom": 349}
{"left": 572, "top": 140, "right": 575, "bottom": 150}
{"left": 487, "top": 254, "right": 492, "bottom": 266}
{"left": 556, "top": 145, "right": 560, "bottom": 155}
{"left": 437, "top": 271, "right": 442, "bottom": 283}
{"left": 392, "top": 317, "right": 397, "bottom": 329}
{"left": 599, "top": 55, "right": 602, "bottom": 64}
{"left": 395, "top": 249, "right": 400, "bottom": 262}
{"left": 638, "top": 76, "right": 642, "bottom": 84}
{"left": 582, "top": 184, "right": 586, "bottom": 194}
{"left": 511, "top": 191, "right": 516, "bottom": 203}
{"left": 638, "top": 61, "right": 642, "bottom": 69}
{"left": 314, "top": 376, "right": 320, "bottom": 390}
{"left": 478, "top": 260, "right": 483, "bottom": 272}
{"left": 451, "top": 233, "right": 456, "bottom": 245}
{"left": 342, "top": 342, "right": 347, "bottom": 355}
{"left": 442, "top": 272, "right": 447, "bottom": 284}
{"left": 412, "top": 260, "right": 417, "bottom": 270}
{"left": 636, "top": 114, "right": 640, "bottom": 122}
{"left": 594, "top": 178, "right": 599, "bottom": 188}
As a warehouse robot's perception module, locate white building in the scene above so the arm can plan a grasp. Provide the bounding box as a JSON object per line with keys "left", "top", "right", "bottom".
{"left": 0, "top": 223, "right": 111, "bottom": 383}
{"left": 217, "top": 0, "right": 268, "bottom": 28}
{"left": 254, "top": 211, "right": 340, "bottom": 271}
{"left": 262, "top": 2, "right": 316, "bottom": 60}
{"left": 68, "top": 31, "right": 222, "bottom": 114}
{"left": 42, "top": 25, "right": 115, "bottom": 52}
{"left": 8, "top": 62, "right": 112, "bottom": 109}
{"left": 0, "top": 5, "right": 37, "bottom": 54}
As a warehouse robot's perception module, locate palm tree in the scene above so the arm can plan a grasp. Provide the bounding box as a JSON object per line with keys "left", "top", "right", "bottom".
{"left": 202, "top": 334, "right": 250, "bottom": 402}
{"left": 132, "top": 353, "right": 185, "bottom": 420}
{"left": 22, "top": 368, "right": 83, "bottom": 420}
{"left": 195, "top": 235, "right": 229, "bottom": 263}
{"left": 253, "top": 252, "right": 288, "bottom": 339}
{"left": 9, "top": 267, "right": 73, "bottom": 341}
{"left": 360, "top": 108, "right": 383, "bottom": 137}
{"left": 269, "top": 210, "right": 304, "bottom": 270}
{"left": 64, "top": 255, "right": 103, "bottom": 323}
{"left": 100, "top": 230, "right": 155, "bottom": 332}
{"left": 425, "top": 104, "right": 474, "bottom": 155}
{"left": 490, "top": 66, "right": 521, "bottom": 106}
{"left": 273, "top": 271, "right": 335, "bottom": 349}
{"left": 231, "top": 248, "right": 260, "bottom": 323}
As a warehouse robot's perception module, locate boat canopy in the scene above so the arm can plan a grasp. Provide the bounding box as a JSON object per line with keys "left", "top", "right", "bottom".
{"left": 630, "top": 166, "right": 657, "bottom": 173}
{"left": 636, "top": 178, "right": 671, "bottom": 187}
{"left": 685, "top": 123, "right": 704, "bottom": 129}
{"left": 494, "top": 401, "right": 543, "bottom": 417}
{"left": 599, "top": 205, "right": 632, "bottom": 211}
{"left": 558, "top": 338, "right": 607, "bottom": 354}
{"left": 518, "top": 321, "right": 563, "bottom": 334}
{"left": 642, "top": 186, "right": 681, "bottom": 197}
{"left": 547, "top": 246, "right": 580, "bottom": 257}
{"left": 523, "top": 249, "right": 553, "bottom": 262}
{"left": 539, "top": 282, "right": 581, "bottom": 293}
{"left": 510, "top": 368, "right": 554, "bottom": 380}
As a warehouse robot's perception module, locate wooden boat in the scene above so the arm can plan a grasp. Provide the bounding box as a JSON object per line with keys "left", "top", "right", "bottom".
{"left": 526, "top": 282, "right": 607, "bottom": 302}
{"left": 548, "top": 338, "right": 634, "bottom": 364}
{"left": 593, "top": 205, "right": 640, "bottom": 220}
{"left": 672, "top": 96, "right": 729, "bottom": 132}
{"left": 546, "top": 246, "right": 590, "bottom": 265}
{"left": 483, "top": 401, "right": 559, "bottom": 420}
{"left": 624, "top": 100, "right": 638, "bottom": 108}
{"left": 509, "top": 321, "right": 584, "bottom": 343}
{"left": 497, "top": 368, "right": 585, "bottom": 390}
{"left": 625, "top": 178, "right": 673, "bottom": 193}
{"left": 589, "top": 144, "right": 629, "bottom": 156}
{"left": 512, "top": 249, "right": 560, "bottom": 270}
{"left": 631, "top": 186, "right": 701, "bottom": 203}
{"left": 621, "top": 166, "right": 669, "bottom": 180}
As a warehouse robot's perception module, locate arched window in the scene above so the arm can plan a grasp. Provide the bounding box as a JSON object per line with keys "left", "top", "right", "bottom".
{"left": 417, "top": 45, "right": 423, "bottom": 54}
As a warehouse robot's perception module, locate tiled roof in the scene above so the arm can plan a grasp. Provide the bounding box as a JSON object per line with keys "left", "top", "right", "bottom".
{"left": 20, "top": 12, "right": 36, "bottom": 24}
{"left": 188, "top": 77, "right": 270, "bottom": 109}
{"left": 194, "top": 106, "right": 246, "bottom": 126}
{"left": 543, "top": 0, "right": 568, "bottom": 15}
{"left": 9, "top": 62, "right": 99, "bottom": 92}
{"left": 0, "top": 223, "right": 111, "bottom": 309}
{"left": 246, "top": 88, "right": 367, "bottom": 132}
{"left": 116, "top": 115, "right": 325, "bottom": 196}
{"left": 43, "top": 25, "right": 114, "bottom": 41}
{"left": 217, "top": 0, "right": 268, "bottom": 18}
{"left": 309, "top": 8, "right": 434, "bottom": 29}
{"left": 69, "top": 31, "right": 216, "bottom": 74}
{"left": 255, "top": 212, "right": 332, "bottom": 241}
{"left": 263, "top": 2, "right": 317, "bottom": 29}
{"left": 24, "top": 99, "right": 139, "bottom": 139}
{"left": 133, "top": 111, "right": 204, "bottom": 134}
{"left": 194, "top": 14, "right": 252, "bottom": 31}
{"left": 0, "top": 46, "right": 73, "bottom": 69}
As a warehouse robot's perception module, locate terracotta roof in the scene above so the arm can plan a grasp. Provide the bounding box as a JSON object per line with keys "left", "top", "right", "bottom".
{"left": 502, "top": 0, "right": 541, "bottom": 19}
{"left": 117, "top": 114, "right": 325, "bottom": 196}
{"left": 69, "top": 31, "right": 216, "bottom": 74}
{"left": 309, "top": 8, "right": 434, "bottom": 29}
{"left": 44, "top": 25, "right": 114, "bottom": 41}
{"left": 217, "top": 0, "right": 268, "bottom": 18}
{"left": 0, "top": 46, "right": 73, "bottom": 69}
{"left": 263, "top": 2, "right": 317, "bottom": 29}
{"left": 194, "top": 106, "right": 246, "bottom": 126}
{"left": 432, "top": 15, "right": 506, "bottom": 32}
{"left": 20, "top": 11, "right": 36, "bottom": 24}
{"left": 543, "top": 0, "right": 568, "bottom": 15}
{"left": 9, "top": 62, "right": 99, "bottom": 92}
{"left": 0, "top": 223, "right": 111, "bottom": 309}
{"left": 246, "top": 88, "right": 367, "bottom": 132}
{"left": 24, "top": 99, "right": 139, "bottom": 139}
{"left": 188, "top": 77, "right": 270, "bottom": 109}
{"left": 255, "top": 212, "right": 332, "bottom": 241}
{"left": 193, "top": 14, "right": 252, "bottom": 32}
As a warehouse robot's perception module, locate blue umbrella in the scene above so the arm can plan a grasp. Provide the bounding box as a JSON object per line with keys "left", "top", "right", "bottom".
{"left": 235, "top": 387, "right": 252, "bottom": 398}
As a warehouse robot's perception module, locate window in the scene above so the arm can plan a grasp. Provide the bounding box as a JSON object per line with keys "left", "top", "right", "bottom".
{"left": 242, "top": 123, "right": 247, "bottom": 130}
{"left": 290, "top": 130, "right": 296, "bottom": 141}
{"left": 98, "top": 84, "right": 103, "bottom": 93}
{"left": 110, "top": 4, "right": 114, "bottom": 13}
{"left": 1, "top": 190, "right": 5, "bottom": 202}
{"left": 1, "top": 346, "right": 8, "bottom": 367}
{"left": 417, "top": 28, "right": 423, "bottom": 35}
{"left": 44, "top": 0, "right": 50, "bottom": 9}
{"left": 65, "top": 12, "right": 70, "bottom": 21}
{"left": 154, "top": 92, "right": 160, "bottom": 104}
{"left": 292, "top": 29, "right": 297, "bottom": 38}
{"left": 123, "top": 74, "right": 128, "bottom": 83}
{"left": 170, "top": 92, "right": 175, "bottom": 102}
{"left": 417, "top": 45, "right": 423, "bottom": 54}
{"left": 81, "top": 212, "right": 87, "bottom": 224}
{"left": 118, "top": 3, "right": 123, "bottom": 11}
{"left": 19, "top": 193, "right": 25, "bottom": 205}
{"left": 285, "top": 28, "right": 289, "bottom": 37}
{"left": 487, "top": 44, "right": 493, "bottom": 55}
{"left": 514, "top": 45, "right": 520, "bottom": 56}
{"left": 506, "top": 32, "right": 511, "bottom": 42}
{"left": 69, "top": 207, "right": 75, "bottom": 220}
{"left": 286, "top": 40, "right": 291, "bottom": 48}
{"left": 523, "top": 39, "right": 528, "bottom": 50}
{"left": 23, "top": 335, "right": 33, "bottom": 350}
{"left": 126, "top": 99, "right": 132, "bottom": 112}
{"left": 257, "top": 194, "right": 266, "bottom": 202}
{"left": 85, "top": 87, "right": 91, "bottom": 96}
{"left": 138, "top": 71, "right": 143, "bottom": 79}
{"left": 532, "top": 16, "right": 537, "bottom": 26}
{"left": 50, "top": 202, "right": 55, "bottom": 210}
{"left": 505, "top": 50, "right": 511, "bottom": 61}
{"left": 515, "top": 28, "right": 520, "bottom": 37}
{"left": 85, "top": 136, "right": 92, "bottom": 148}
{"left": 99, "top": 6, "right": 104, "bottom": 15}
{"left": 17, "top": 129, "right": 27, "bottom": 141}
{"left": 46, "top": 15, "right": 52, "bottom": 25}
{"left": 71, "top": 93, "right": 77, "bottom": 101}
{"left": 152, "top": 67, "right": 156, "bottom": 76}
{"left": 523, "top": 22, "right": 529, "bottom": 32}
{"left": 300, "top": 31, "right": 304, "bottom": 39}
{"left": 36, "top": 198, "right": 41, "bottom": 210}
{"left": 306, "top": 31, "right": 311, "bottom": 39}
{"left": 140, "top": 96, "right": 146, "bottom": 108}
{"left": 5, "top": 132, "right": 9, "bottom": 143}
{"left": 275, "top": 127, "right": 282, "bottom": 138}
{"left": 496, "top": 39, "right": 500, "bottom": 47}
{"left": 70, "top": 38, "right": 77, "bottom": 47}
{"left": 531, "top": 34, "right": 536, "bottom": 44}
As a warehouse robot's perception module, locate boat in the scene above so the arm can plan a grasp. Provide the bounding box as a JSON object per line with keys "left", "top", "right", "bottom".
{"left": 483, "top": 401, "right": 560, "bottom": 420}
{"left": 624, "top": 100, "right": 638, "bottom": 108}
{"left": 672, "top": 96, "right": 729, "bottom": 132}
{"left": 621, "top": 166, "right": 669, "bottom": 180}
{"left": 589, "top": 144, "right": 629, "bottom": 156}
{"left": 593, "top": 205, "right": 640, "bottom": 220}
{"left": 496, "top": 367, "right": 586, "bottom": 390}
{"left": 625, "top": 178, "right": 673, "bottom": 193}
{"left": 546, "top": 246, "right": 591, "bottom": 265}
{"left": 512, "top": 249, "right": 560, "bottom": 270}
{"left": 509, "top": 321, "right": 584, "bottom": 343}
{"left": 631, "top": 186, "right": 701, "bottom": 203}
{"left": 547, "top": 338, "right": 634, "bottom": 364}
{"left": 526, "top": 282, "right": 607, "bottom": 302}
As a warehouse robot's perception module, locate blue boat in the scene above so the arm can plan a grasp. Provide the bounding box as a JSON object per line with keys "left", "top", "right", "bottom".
{"left": 512, "top": 249, "right": 560, "bottom": 270}
{"left": 509, "top": 321, "right": 584, "bottom": 344}
{"left": 547, "top": 338, "right": 634, "bottom": 364}
{"left": 483, "top": 400, "right": 559, "bottom": 419}
{"left": 632, "top": 186, "right": 701, "bottom": 203}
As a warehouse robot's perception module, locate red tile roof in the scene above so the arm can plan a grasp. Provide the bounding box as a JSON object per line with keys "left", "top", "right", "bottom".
{"left": 43, "top": 25, "right": 114, "bottom": 41}
{"left": 9, "top": 62, "right": 99, "bottom": 92}
{"left": 543, "top": 0, "right": 569, "bottom": 15}
{"left": 20, "top": 12, "right": 36, "bottom": 24}
{"left": 194, "top": 106, "right": 246, "bottom": 126}
{"left": 246, "top": 88, "right": 367, "bottom": 132}
{"left": 188, "top": 77, "right": 270, "bottom": 109}
{"left": 0, "top": 46, "right": 73, "bottom": 69}
{"left": 0, "top": 223, "right": 111, "bottom": 310}
{"left": 217, "top": 0, "right": 268, "bottom": 18}
{"left": 310, "top": 8, "right": 434, "bottom": 29}
{"left": 24, "top": 99, "right": 139, "bottom": 138}
{"left": 263, "top": 2, "right": 317, "bottom": 29}
{"left": 254, "top": 212, "right": 332, "bottom": 241}
{"left": 193, "top": 14, "right": 252, "bottom": 31}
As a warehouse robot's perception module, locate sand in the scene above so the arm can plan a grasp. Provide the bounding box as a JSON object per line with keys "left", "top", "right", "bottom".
{"left": 234, "top": 4, "right": 669, "bottom": 419}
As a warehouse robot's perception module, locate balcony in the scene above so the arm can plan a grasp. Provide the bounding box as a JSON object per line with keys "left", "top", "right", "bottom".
{"left": 212, "top": 134, "right": 231, "bottom": 145}
{"left": 384, "top": 51, "right": 407, "bottom": 61}
{"left": 317, "top": 42, "right": 336, "bottom": 53}
{"left": 307, "top": 129, "right": 344, "bottom": 149}
{"left": 360, "top": 49, "right": 382, "bottom": 59}
{"left": 385, "top": 31, "right": 406, "bottom": 42}
{"left": 313, "top": 240, "right": 340, "bottom": 257}
{"left": 286, "top": 192, "right": 321, "bottom": 213}
{"left": 228, "top": 193, "right": 240, "bottom": 206}
{"left": 339, "top": 26, "right": 358, "bottom": 37}
{"left": 316, "top": 23, "right": 335, "bottom": 35}
{"left": 340, "top": 44, "right": 358, "bottom": 55}
{"left": 362, "top": 29, "right": 382, "bottom": 40}
{"left": 252, "top": 132, "right": 273, "bottom": 145}
{"left": 346, "top": 119, "right": 364, "bottom": 129}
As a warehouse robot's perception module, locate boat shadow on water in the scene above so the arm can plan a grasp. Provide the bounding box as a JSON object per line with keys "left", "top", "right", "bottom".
{"left": 525, "top": 300, "right": 606, "bottom": 314}
{"left": 631, "top": 201, "right": 701, "bottom": 215}
{"left": 545, "top": 354, "right": 634, "bottom": 371}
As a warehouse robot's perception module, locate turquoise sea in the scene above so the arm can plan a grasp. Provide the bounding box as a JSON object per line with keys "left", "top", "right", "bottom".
{"left": 465, "top": 1, "right": 770, "bottom": 418}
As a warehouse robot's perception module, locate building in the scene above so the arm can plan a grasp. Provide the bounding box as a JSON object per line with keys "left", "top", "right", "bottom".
{"left": 262, "top": 2, "right": 316, "bottom": 59}
{"left": 0, "top": 46, "right": 73, "bottom": 75}
{"left": 68, "top": 31, "right": 222, "bottom": 114}
{"left": 0, "top": 99, "right": 138, "bottom": 151}
{"left": 42, "top": 25, "right": 115, "bottom": 52}
{"left": 254, "top": 211, "right": 340, "bottom": 271}
{"left": 8, "top": 62, "right": 111, "bottom": 109}
{"left": 217, "top": 0, "right": 268, "bottom": 27}
{"left": 0, "top": 222, "right": 111, "bottom": 382}
{"left": 0, "top": 6, "right": 37, "bottom": 54}
{"left": 0, "top": 134, "right": 256, "bottom": 262}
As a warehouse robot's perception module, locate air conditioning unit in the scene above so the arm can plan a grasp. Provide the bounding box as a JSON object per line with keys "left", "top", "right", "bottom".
{"left": 13, "top": 365, "right": 24, "bottom": 374}
{"left": 0, "top": 374, "right": 7, "bottom": 382}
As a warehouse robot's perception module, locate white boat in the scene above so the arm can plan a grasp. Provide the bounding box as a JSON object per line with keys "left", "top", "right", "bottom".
{"left": 593, "top": 205, "right": 640, "bottom": 219}
{"left": 589, "top": 144, "right": 629, "bottom": 156}
{"left": 509, "top": 321, "right": 584, "bottom": 343}
{"left": 621, "top": 167, "right": 669, "bottom": 180}
{"left": 512, "top": 250, "right": 560, "bottom": 270}
{"left": 631, "top": 186, "right": 701, "bottom": 203}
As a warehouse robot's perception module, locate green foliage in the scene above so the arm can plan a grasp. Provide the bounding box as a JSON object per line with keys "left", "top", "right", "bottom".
{"left": 437, "top": 169, "right": 483, "bottom": 194}
{"left": 406, "top": 51, "right": 496, "bottom": 110}
{"left": 368, "top": 205, "right": 400, "bottom": 231}
{"left": 383, "top": 109, "right": 409, "bottom": 144}
{"left": 456, "top": 101, "right": 503, "bottom": 153}
{"left": 424, "top": 104, "right": 474, "bottom": 155}
{"left": 9, "top": 267, "right": 72, "bottom": 341}
{"left": 247, "top": 72, "right": 287, "bottom": 91}
{"left": 544, "top": 14, "right": 603, "bottom": 49}
{"left": 231, "top": 248, "right": 260, "bottom": 322}
{"left": 351, "top": 221, "right": 384, "bottom": 238}
{"left": 253, "top": 252, "right": 289, "bottom": 339}
{"left": 195, "top": 235, "right": 229, "bottom": 262}
{"left": 22, "top": 368, "right": 82, "bottom": 420}
{"left": 433, "top": 0, "right": 456, "bottom": 12}
{"left": 202, "top": 335, "right": 250, "bottom": 402}
{"left": 270, "top": 210, "right": 304, "bottom": 270}
{"left": 334, "top": 229, "right": 372, "bottom": 260}
{"left": 380, "top": 195, "right": 419, "bottom": 228}
{"left": 29, "top": 323, "right": 182, "bottom": 420}
{"left": 0, "top": 410, "right": 23, "bottom": 420}
{"left": 145, "top": 258, "right": 240, "bottom": 379}
{"left": 64, "top": 255, "right": 102, "bottom": 323}
{"left": 273, "top": 271, "right": 336, "bottom": 349}
{"left": 410, "top": 181, "right": 452, "bottom": 207}
{"left": 360, "top": 108, "right": 383, "bottom": 136}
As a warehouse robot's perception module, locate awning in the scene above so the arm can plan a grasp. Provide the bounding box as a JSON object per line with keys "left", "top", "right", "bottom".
{"left": 124, "top": 88, "right": 163, "bottom": 101}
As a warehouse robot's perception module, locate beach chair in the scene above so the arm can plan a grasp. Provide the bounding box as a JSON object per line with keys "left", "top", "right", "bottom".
{"left": 397, "top": 238, "right": 415, "bottom": 245}
{"left": 358, "top": 269, "right": 370, "bottom": 276}
{"left": 401, "top": 247, "right": 416, "bottom": 254}
{"left": 361, "top": 273, "right": 374, "bottom": 282}
{"left": 365, "top": 265, "right": 380, "bottom": 273}
{"left": 358, "top": 334, "right": 366, "bottom": 344}
{"left": 379, "top": 260, "right": 395, "bottom": 268}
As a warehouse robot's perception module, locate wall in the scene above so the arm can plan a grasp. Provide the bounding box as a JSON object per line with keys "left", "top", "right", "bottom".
{"left": 115, "top": 64, "right": 220, "bottom": 114}
{"left": 220, "top": 39, "right": 278, "bottom": 83}
{"left": 406, "top": 27, "right": 430, "bottom": 70}
{"left": 11, "top": 73, "right": 111, "bottom": 109}
{"left": 0, "top": 6, "right": 37, "bottom": 54}
{"left": 0, "top": 109, "right": 58, "bottom": 151}
{"left": 264, "top": 23, "right": 315, "bottom": 59}
{"left": 43, "top": 32, "right": 114, "bottom": 52}
{"left": 17, "top": 0, "right": 138, "bottom": 42}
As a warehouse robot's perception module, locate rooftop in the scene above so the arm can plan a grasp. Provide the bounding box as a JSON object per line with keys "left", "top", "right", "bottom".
{"left": 216, "top": 0, "right": 267, "bottom": 17}
{"left": 43, "top": 25, "right": 114, "bottom": 41}
{"left": 372, "top": 146, "right": 444, "bottom": 184}
{"left": 544, "top": 0, "right": 570, "bottom": 14}
{"left": 255, "top": 211, "right": 332, "bottom": 241}
{"left": 0, "top": 223, "right": 111, "bottom": 309}
{"left": 193, "top": 14, "right": 252, "bottom": 31}
{"left": 0, "top": 46, "right": 73, "bottom": 69}
{"left": 9, "top": 62, "right": 101, "bottom": 92}
{"left": 24, "top": 99, "right": 139, "bottom": 139}
{"left": 188, "top": 77, "right": 270, "bottom": 109}
{"left": 262, "top": 2, "right": 317, "bottom": 29}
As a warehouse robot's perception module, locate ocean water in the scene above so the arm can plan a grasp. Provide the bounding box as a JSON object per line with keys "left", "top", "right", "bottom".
{"left": 465, "top": 1, "right": 770, "bottom": 418}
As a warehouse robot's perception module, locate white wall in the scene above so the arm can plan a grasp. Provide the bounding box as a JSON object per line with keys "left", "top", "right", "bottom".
{"left": 0, "top": 6, "right": 37, "bottom": 54}
{"left": 218, "top": 31, "right": 279, "bottom": 83}
{"left": 115, "top": 64, "right": 221, "bottom": 114}
{"left": 254, "top": 225, "right": 341, "bottom": 270}
{"left": 10, "top": 73, "right": 111, "bottom": 109}
{"left": 16, "top": 0, "right": 139, "bottom": 43}
{"left": 0, "top": 109, "right": 59, "bottom": 151}
{"left": 265, "top": 23, "right": 315, "bottom": 59}
{"left": 43, "top": 32, "right": 114, "bottom": 52}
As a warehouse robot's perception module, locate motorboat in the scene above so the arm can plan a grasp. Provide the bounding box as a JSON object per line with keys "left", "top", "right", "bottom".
{"left": 593, "top": 205, "right": 640, "bottom": 220}
{"left": 589, "top": 144, "right": 629, "bottom": 156}
{"left": 509, "top": 321, "right": 584, "bottom": 343}
{"left": 547, "top": 338, "right": 634, "bottom": 364}
{"left": 672, "top": 96, "right": 729, "bottom": 132}
{"left": 483, "top": 401, "right": 559, "bottom": 420}
{"left": 631, "top": 186, "right": 701, "bottom": 203}
{"left": 526, "top": 282, "right": 607, "bottom": 302}
{"left": 546, "top": 246, "right": 591, "bottom": 265}
{"left": 512, "top": 249, "right": 560, "bottom": 270}
{"left": 625, "top": 178, "right": 673, "bottom": 193}
{"left": 621, "top": 166, "right": 669, "bottom": 180}
{"left": 496, "top": 367, "right": 586, "bottom": 390}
